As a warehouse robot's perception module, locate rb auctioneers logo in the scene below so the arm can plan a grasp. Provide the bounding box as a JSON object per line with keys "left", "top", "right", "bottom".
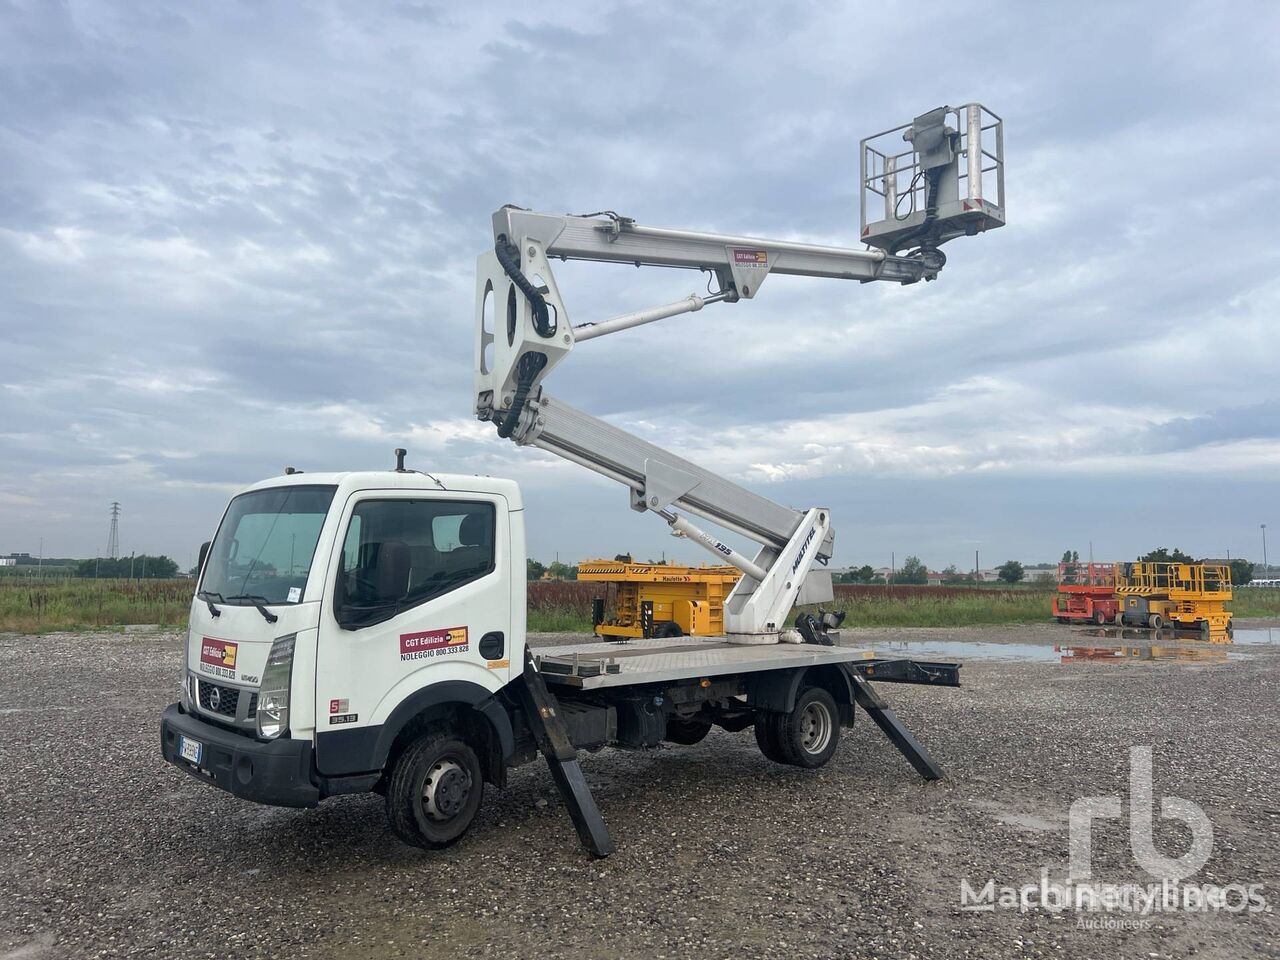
{"left": 959, "top": 747, "right": 1268, "bottom": 926}
{"left": 199, "top": 638, "right": 238, "bottom": 679}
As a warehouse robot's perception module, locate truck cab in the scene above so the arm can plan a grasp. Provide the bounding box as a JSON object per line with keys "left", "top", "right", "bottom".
{"left": 161, "top": 468, "right": 525, "bottom": 841}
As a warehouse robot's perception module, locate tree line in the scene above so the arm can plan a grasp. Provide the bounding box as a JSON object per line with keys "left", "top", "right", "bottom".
{"left": 835, "top": 547, "right": 1257, "bottom": 588}
{"left": 527, "top": 559, "right": 578, "bottom": 581}
{"left": 74, "top": 554, "right": 179, "bottom": 579}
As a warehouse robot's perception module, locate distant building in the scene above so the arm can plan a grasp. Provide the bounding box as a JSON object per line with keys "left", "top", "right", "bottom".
{"left": 0, "top": 558, "right": 14, "bottom": 567}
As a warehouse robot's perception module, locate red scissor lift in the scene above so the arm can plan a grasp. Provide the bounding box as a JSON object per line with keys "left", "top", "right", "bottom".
{"left": 1052, "top": 562, "right": 1120, "bottom": 624}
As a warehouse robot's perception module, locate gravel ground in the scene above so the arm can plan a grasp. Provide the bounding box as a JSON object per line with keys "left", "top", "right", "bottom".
{"left": 1, "top": 624, "right": 1277, "bottom": 960}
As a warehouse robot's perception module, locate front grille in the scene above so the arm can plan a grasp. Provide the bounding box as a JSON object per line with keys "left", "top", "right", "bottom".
{"left": 198, "top": 680, "right": 240, "bottom": 718}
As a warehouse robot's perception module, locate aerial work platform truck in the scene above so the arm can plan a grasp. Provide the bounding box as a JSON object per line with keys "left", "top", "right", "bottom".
{"left": 160, "top": 105, "right": 1007, "bottom": 855}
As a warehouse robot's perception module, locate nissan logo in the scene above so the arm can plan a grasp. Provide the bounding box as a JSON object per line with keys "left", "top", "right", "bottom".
{"left": 208, "top": 686, "right": 221, "bottom": 711}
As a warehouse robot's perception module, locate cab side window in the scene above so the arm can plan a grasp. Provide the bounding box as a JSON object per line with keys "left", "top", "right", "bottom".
{"left": 335, "top": 499, "right": 496, "bottom": 629}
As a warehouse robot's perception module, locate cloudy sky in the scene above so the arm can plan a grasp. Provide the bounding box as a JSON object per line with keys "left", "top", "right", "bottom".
{"left": 2, "top": 1, "right": 1278, "bottom": 572}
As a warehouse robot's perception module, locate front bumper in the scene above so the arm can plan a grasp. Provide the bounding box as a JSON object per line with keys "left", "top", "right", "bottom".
{"left": 160, "top": 703, "right": 320, "bottom": 808}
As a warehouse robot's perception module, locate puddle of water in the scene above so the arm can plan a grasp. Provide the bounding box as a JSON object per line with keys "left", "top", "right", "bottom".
{"left": 1233, "top": 628, "right": 1278, "bottom": 645}
{"left": 1080, "top": 624, "right": 1277, "bottom": 646}
{"left": 1056, "top": 644, "right": 1234, "bottom": 664}
{"left": 1079, "top": 626, "right": 1173, "bottom": 641}
{"left": 1077, "top": 625, "right": 1236, "bottom": 642}
{"left": 863, "top": 638, "right": 1241, "bottom": 665}
{"left": 863, "top": 640, "right": 1061, "bottom": 662}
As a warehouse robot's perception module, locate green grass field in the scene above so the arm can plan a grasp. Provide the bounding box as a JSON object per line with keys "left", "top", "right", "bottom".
{"left": 0, "top": 578, "right": 192, "bottom": 632}
{"left": 2, "top": 577, "right": 1278, "bottom": 634}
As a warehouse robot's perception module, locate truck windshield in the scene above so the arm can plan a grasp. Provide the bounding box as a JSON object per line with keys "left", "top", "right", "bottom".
{"left": 201, "top": 485, "right": 337, "bottom": 605}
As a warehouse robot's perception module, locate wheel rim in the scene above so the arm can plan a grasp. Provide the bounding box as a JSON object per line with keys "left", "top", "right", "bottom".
{"left": 422, "top": 758, "right": 472, "bottom": 821}
{"left": 799, "top": 701, "right": 833, "bottom": 754}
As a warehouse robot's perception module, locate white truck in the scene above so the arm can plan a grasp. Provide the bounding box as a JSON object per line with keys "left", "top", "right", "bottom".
{"left": 160, "top": 105, "right": 1006, "bottom": 856}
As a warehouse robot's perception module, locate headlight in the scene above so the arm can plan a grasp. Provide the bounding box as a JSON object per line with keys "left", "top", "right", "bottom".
{"left": 256, "top": 633, "right": 296, "bottom": 740}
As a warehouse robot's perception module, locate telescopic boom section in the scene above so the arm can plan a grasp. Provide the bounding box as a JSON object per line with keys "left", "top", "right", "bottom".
{"left": 472, "top": 104, "right": 1005, "bottom": 643}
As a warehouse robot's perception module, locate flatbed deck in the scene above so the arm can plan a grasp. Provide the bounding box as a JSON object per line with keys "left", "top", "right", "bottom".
{"left": 534, "top": 635, "right": 877, "bottom": 689}
{"left": 521, "top": 635, "right": 960, "bottom": 855}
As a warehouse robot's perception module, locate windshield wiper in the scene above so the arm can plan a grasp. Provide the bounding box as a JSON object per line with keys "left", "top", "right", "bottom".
{"left": 197, "top": 590, "right": 224, "bottom": 618}
{"left": 226, "top": 594, "right": 279, "bottom": 624}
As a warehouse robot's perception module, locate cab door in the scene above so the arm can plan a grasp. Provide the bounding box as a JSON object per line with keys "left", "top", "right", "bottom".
{"left": 313, "top": 490, "right": 512, "bottom": 776}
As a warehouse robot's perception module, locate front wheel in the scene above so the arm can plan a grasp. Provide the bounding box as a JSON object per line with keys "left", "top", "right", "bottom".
{"left": 1148, "top": 614, "right": 1164, "bottom": 630}
{"left": 386, "top": 732, "right": 484, "bottom": 849}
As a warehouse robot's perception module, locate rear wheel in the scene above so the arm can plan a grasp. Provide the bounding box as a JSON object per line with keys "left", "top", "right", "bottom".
{"left": 753, "top": 712, "right": 787, "bottom": 763}
{"left": 1199, "top": 620, "right": 1212, "bottom": 640}
{"left": 1148, "top": 613, "right": 1164, "bottom": 630}
{"left": 777, "top": 687, "right": 841, "bottom": 769}
{"left": 386, "top": 732, "right": 484, "bottom": 849}
{"left": 654, "top": 621, "right": 683, "bottom": 639}
{"left": 1093, "top": 610, "right": 1106, "bottom": 625}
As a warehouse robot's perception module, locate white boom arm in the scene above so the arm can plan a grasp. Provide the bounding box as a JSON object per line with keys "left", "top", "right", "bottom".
{"left": 473, "top": 104, "right": 1006, "bottom": 643}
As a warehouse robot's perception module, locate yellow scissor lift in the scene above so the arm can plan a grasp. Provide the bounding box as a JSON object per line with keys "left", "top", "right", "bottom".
{"left": 1115, "top": 562, "right": 1234, "bottom": 640}
{"left": 578, "top": 556, "right": 742, "bottom": 641}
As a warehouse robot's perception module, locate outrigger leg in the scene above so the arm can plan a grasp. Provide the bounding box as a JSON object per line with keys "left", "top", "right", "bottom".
{"left": 516, "top": 649, "right": 616, "bottom": 858}
{"left": 844, "top": 667, "right": 947, "bottom": 781}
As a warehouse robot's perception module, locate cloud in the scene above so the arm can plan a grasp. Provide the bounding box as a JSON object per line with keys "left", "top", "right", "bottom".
{"left": 0, "top": 0, "right": 1277, "bottom": 566}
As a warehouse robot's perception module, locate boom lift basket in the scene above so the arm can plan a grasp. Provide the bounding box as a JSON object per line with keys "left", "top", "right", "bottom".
{"left": 860, "top": 103, "right": 1005, "bottom": 254}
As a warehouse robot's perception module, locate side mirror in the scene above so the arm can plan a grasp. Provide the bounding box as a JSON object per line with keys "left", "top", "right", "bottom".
{"left": 198, "top": 541, "right": 211, "bottom": 574}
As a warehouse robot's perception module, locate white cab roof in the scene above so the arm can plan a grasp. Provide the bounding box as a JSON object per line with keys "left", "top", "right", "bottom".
{"left": 241, "top": 470, "right": 523, "bottom": 509}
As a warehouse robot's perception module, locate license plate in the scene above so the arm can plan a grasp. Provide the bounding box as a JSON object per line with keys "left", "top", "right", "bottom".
{"left": 178, "top": 735, "right": 203, "bottom": 766}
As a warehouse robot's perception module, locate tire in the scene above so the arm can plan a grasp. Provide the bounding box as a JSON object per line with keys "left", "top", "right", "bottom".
{"left": 665, "top": 715, "right": 712, "bottom": 745}
{"left": 654, "top": 621, "right": 683, "bottom": 639}
{"left": 386, "top": 731, "right": 484, "bottom": 849}
{"left": 1093, "top": 610, "right": 1106, "bottom": 626}
{"left": 1226, "top": 620, "right": 1234, "bottom": 639}
{"left": 777, "top": 686, "right": 841, "bottom": 769}
{"left": 1147, "top": 613, "right": 1164, "bottom": 630}
{"left": 753, "top": 712, "right": 787, "bottom": 763}
{"left": 1199, "top": 620, "right": 1212, "bottom": 641}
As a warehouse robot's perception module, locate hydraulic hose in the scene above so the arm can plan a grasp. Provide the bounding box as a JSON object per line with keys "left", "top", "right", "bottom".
{"left": 494, "top": 234, "right": 555, "bottom": 338}
{"left": 894, "top": 166, "right": 945, "bottom": 256}
{"left": 496, "top": 351, "right": 547, "bottom": 440}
